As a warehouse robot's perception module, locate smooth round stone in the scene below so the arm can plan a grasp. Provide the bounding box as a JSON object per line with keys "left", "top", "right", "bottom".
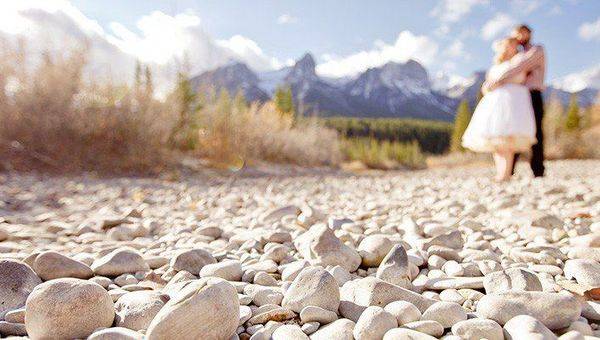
{"left": 403, "top": 320, "right": 444, "bottom": 337}
{"left": 200, "top": 260, "right": 243, "bottom": 281}
{"left": 115, "top": 291, "right": 169, "bottom": 331}
{"left": 25, "top": 278, "right": 115, "bottom": 340}
{"left": 451, "top": 319, "right": 503, "bottom": 340}
{"left": 476, "top": 291, "right": 582, "bottom": 330}
{"left": 170, "top": 248, "right": 216, "bottom": 274}
{"left": 300, "top": 305, "right": 338, "bottom": 324}
{"left": 271, "top": 324, "right": 309, "bottom": 340}
{"left": 282, "top": 267, "right": 340, "bottom": 313}
{"left": 87, "top": 327, "right": 143, "bottom": 340}
{"left": 32, "top": 251, "right": 93, "bottom": 281}
{"left": 357, "top": 235, "right": 393, "bottom": 267}
{"left": 92, "top": 248, "right": 150, "bottom": 276}
{"left": 146, "top": 278, "right": 239, "bottom": 340}
{"left": 353, "top": 306, "right": 397, "bottom": 340}
{"left": 503, "top": 315, "right": 556, "bottom": 339}
{"left": 0, "top": 260, "right": 42, "bottom": 319}
{"left": 421, "top": 301, "right": 467, "bottom": 328}
{"left": 383, "top": 328, "right": 437, "bottom": 340}
{"left": 309, "top": 318, "right": 355, "bottom": 340}
{"left": 439, "top": 289, "right": 466, "bottom": 304}
{"left": 384, "top": 301, "right": 421, "bottom": 325}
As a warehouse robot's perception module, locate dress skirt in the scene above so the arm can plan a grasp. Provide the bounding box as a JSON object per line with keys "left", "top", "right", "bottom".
{"left": 462, "top": 83, "right": 537, "bottom": 153}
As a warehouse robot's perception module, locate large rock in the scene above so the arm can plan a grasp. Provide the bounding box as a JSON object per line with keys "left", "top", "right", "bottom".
{"left": 483, "top": 268, "right": 543, "bottom": 294}
{"left": 564, "top": 259, "right": 600, "bottom": 287}
{"left": 170, "top": 248, "right": 216, "bottom": 274}
{"left": 282, "top": 267, "right": 340, "bottom": 313}
{"left": 32, "top": 251, "right": 93, "bottom": 281}
{"left": 0, "top": 260, "right": 41, "bottom": 319}
{"left": 358, "top": 235, "right": 393, "bottom": 267}
{"left": 476, "top": 291, "right": 581, "bottom": 329}
{"left": 294, "top": 224, "right": 361, "bottom": 272}
{"left": 353, "top": 306, "right": 397, "bottom": 340}
{"left": 115, "top": 291, "right": 170, "bottom": 331}
{"left": 309, "top": 318, "right": 355, "bottom": 340}
{"left": 25, "top": 278, "right": 114, "bottom": 340}
{"left": 340, "top": 277, "right": 436, "bottom": 322}
{"left": 503, "top": 315, "right": 557, "bottom": 340}
{"left": 451, "top": 319, "right": 503, "bottom": 340}
{"left": 92, "top": 248, "right": 150, "bottom": 276}
{"left": 146, "top": 278, "right": 239, "bottom": 340}
{"left": 376, "top": 245, "right": 411, "bottom": 288}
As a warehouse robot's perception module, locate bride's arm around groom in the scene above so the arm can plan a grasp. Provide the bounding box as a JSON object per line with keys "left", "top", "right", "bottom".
{"left": 482, "top": 45, "right": 545, "bottom": 93}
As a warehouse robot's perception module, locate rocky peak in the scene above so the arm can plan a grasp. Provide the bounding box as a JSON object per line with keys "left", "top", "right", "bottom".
{"left": 285, "top": 53, "right": 318, "bottom": 83}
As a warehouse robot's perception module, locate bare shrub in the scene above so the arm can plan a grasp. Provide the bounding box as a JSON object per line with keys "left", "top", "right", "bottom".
{"left": 0, "top": 43, "right": 172, "bottom": 173}
{"left": 196, "top": 92, "right": 341, "bottom": 166}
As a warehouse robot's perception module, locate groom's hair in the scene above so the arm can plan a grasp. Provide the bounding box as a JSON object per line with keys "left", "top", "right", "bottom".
{"left": 515, "top": 24, "right": 532, "bottom": 33}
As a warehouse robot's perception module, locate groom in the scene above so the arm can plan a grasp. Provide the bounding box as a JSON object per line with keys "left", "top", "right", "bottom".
{"left": 482, "top": 24, "right": 546, "bottom": 177}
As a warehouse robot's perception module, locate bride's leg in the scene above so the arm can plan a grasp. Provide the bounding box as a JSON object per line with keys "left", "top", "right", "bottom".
{"left": 496, "top": 149, "right": 514, "bottom": 181}
{"left": 493, "top": 152, "right": 505, "bottom": 180}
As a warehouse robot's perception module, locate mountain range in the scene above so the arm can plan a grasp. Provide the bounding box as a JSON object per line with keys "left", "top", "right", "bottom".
{"left": 190, "top": 53, "right": 598, "bottom": 121}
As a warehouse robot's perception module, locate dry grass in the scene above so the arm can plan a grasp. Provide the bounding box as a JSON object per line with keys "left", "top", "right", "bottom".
{"left": 0, "top": 42, "right": 341, "bottom": 173}
{"left": 196, "top": 94, "right": 341, "bottom": 166}
{"left": 0, "top": 45, "right": 172, "bottom": 174}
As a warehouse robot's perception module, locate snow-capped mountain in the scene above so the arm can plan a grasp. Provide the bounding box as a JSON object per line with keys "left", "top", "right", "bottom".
{"left": 190, "top": 55, "right": 597, "bottom": 121}
{"left": 190, "top": 62, "right": 269, "bottom": 102}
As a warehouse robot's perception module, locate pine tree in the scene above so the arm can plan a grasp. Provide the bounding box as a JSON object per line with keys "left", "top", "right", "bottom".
{"left": 144, "top": 65, "right": 154, "bottom": 98}
{"left": 168, "top": 72, "right": 201, "bottom": 150}
{"left": 565, "top": 94, "right": 580, "bottom": 131}
{"left": 134, "top": 60, "right": 142, "bottom": 91}
{"left": 450, "top": 99, "right": 472, "bottom": 152}
{"left": 274, "top": 85, "right": 294, "bottom": 117}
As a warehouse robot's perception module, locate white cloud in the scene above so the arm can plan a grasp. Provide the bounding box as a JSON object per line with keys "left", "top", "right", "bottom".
{"left": 445, "top": 39, "right": 471, "bottom": 60}
{"left": 481, "top": 13, "right": 516, "bottom": 40}
{"left": 431, "top": 0, "right": 489, "bottom": 23}
{"left": 578, "top": 17, "right": 600, "bottom": 41}
{"left": 547, "top": 5, "right": 562, "bottom": 16}
{"left": 316, "top": 31, "right": 438, "bottom": 78}
{"left": 552, "top": 64, "right": 600, "bottom": 92}
{"left": 0, "top": 0, "right": 283, "bottom": 93}
{"left": 510, "top": 0, "right": 542, "bottom": 14}
{"left": 277, "top": 14, "right": 298, "bottom": 25}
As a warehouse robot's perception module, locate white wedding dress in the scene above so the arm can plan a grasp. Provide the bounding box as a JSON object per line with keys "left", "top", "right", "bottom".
{"left": 462, "top": 61, "right": 536, "bottom": 153}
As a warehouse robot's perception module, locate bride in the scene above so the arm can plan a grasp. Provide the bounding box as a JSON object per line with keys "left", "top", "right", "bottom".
{"left": 462, "top": 37, "right": 537, "bottom": 181}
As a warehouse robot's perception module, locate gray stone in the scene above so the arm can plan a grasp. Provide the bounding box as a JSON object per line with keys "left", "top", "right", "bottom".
{"left": 92, "top": 248, "right": 150, "bottom": 276}
{"left": 376, "top": 244, "right": 411, "bottom": 288}
{"left": 32, "top": 251, "right": 93, "bottom": 281}
{"left": 0, "top": 260, "right": 41, "bottom": 319}
{"left": 170, "top": 248, "right": 216, "bottom": 274}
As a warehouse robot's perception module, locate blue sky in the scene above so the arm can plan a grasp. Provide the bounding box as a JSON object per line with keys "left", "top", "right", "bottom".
{"left": 3, "top": 1, "right": 600, "bottom": 90}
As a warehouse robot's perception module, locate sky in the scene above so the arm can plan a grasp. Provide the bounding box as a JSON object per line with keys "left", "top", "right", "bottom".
{"left": 2, "top": 0, "right": 599, "bottom": 92}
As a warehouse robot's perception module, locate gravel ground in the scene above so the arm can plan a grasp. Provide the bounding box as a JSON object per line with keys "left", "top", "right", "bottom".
{"left": 0, "top": 160, "right": 599, "bottom": 339}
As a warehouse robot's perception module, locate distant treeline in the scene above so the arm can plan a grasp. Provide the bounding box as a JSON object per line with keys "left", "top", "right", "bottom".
{"left": 323, "top": 117, "right": 453, "bottom": 154}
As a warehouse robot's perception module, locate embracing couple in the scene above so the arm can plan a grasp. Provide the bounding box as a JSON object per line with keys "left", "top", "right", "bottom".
{"left": 462, "top": 24, "right": 546, "bottom": 181}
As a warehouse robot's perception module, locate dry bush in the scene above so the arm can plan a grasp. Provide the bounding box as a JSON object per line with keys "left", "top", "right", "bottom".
{"left": 196, "top": 93, "right": 341, "bottom": 166}
{"left": 342, "top": 138, "right": 425, "bottom": 170}
{"left": 0, "top": 43, "right": 173, "bottom": 174}
{"left": 544, "top": 95, "right": 599, "bottom": 160}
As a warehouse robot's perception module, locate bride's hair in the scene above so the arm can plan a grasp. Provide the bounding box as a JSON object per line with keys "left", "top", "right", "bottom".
{"left": 493, "top": 37, "right": 518, "bottom": 64}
